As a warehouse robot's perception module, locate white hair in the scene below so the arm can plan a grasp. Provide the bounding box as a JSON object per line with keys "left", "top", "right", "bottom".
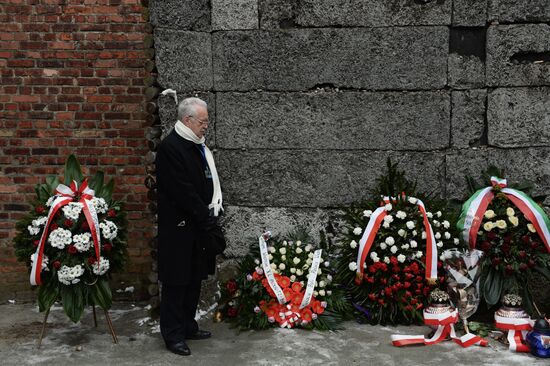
{"left": 177, "top": 97, "right": 207, "bottom": 121}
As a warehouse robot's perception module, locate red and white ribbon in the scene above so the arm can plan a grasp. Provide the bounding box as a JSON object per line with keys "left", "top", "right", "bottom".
{"left": 355, "top": 195, "right": 438, "bottom": 281}
{"left": 458, "top": 176, "right": 550, "bottom": 252}
{"left": 258, "top": 233, "right": 286, "bottom": 304}
{"left": 299, "top": 249, "right": 322, "bottom": 309}
{"left": 392, "top": 309, "right": 488, "bottom": 348}
{"left": 495, "top": 314, "right": 533, "bottom": 352}
{"left": 30, "top": 180, "right": 101, "bottom": 286}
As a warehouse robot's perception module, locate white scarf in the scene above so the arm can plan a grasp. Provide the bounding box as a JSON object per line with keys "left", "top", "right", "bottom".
{"left": 174, "top": 121, "right": 223, "bottom": 217}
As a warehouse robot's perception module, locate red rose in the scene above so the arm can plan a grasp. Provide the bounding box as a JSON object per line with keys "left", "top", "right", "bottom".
{"left": 64, "top": 219, "right": 73, "bottom": 228}
{"left": 503, "top": 234, "right": 513, "bottom": 244}
{"left": 411, "top": 298, "right": 418, "bottom": 305}
{"left": 81, "top": 221, "right": 89, "bottom": 230}
{"left": 521, "top": 235, "right": 531, "bottom": 245}
{"left": 504, "top": 265, "right": 514, "bottom": 276}
{"left": 404, "top": 281, "right": 411, "bottom": 289}
{"left": 405, "top": 305, "right": 413, "bottom": 311}
{"left": 531, "top": 241, "right": 540, "bottom": 249}
{"left": 107, "top": 209, "right": 116, "bottom": 218}
{"left": 50, "top": 223, "right": 58, "bottom": 230}
{"left": 103, "top": 243, "right": 113, "bottom": 252}
{"left": 88, "top": 256, "right": 96, "bottom": 265}
{"left": 528, "top": 259, "right": 536, "bottom": 268}
{"left": 486, "top": 231, "right": 498, "bottom": 241}
{"left": 35, "top": 205, "right": 45, "bottom": 214}
{"left": 492, "top": 257, "right": 501, "bottom": 266}
{"left": 519, "top": 263, "right": 528, "bottom": 272}
{"left": 384, "top": 287, "right": 393, "bottom": 296}
{"left": 33, "top": 240, "right": 39, "bottom": 247}
{"left": 67, "top": 245, "right": 77, "bottom": 254}
{"left": 53, "top": 260, "right": 61, "bottom": 269}
{"left": 366, "top": 276, "right": 375, "bottom": 284}
{"left": 378, "top": 299, "right": 385, "bottom": 306}
{"left": 518, "top": 250, "right": 527, "bottom": 259}
{"left": 501, "top": 244, "right": 510, "bottom": 255}
{"left": 390, "top": 256, "right": 398, "bottom": 265}
{"left": 227, "top": 307, "right": 238, "bottom": 317}
{"left": 225, "top": 279, "right": 237, "bottom": 294}
{"left": 368, "top": 293, "right": 377, "bottom": 301}
{"left": 437, "top": 261, "right": 443, "bottom": 269}
{"left": 481, "top": 241, "right": 491, "bottom": 251}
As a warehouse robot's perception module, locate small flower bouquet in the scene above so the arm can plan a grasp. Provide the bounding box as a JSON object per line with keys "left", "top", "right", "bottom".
{"left": 336, "top": 160, "right": 462, "bottom": 325}
{"left": 14, "top": 155, "right": 128, "bottom": 322}
{"left": 458, "top": 169, "right": 550, "bottom": 314}
{"left": 217, "top": 229, "right": 350, "bottom": 330}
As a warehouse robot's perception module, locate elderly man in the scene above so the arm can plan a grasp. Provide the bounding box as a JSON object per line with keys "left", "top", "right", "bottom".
{"left": 155, "top": 97, "right": 224, "bottom": 356}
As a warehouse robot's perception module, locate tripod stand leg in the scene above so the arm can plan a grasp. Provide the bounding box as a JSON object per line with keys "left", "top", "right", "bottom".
{"left": 92, "top": 305, "right": 98, "bottom": 328}
{"left": 104, "top": 309, "right": 118, "bottom": 344}
{"left": 37, "top": 308, "right": 51, "bottom": 349}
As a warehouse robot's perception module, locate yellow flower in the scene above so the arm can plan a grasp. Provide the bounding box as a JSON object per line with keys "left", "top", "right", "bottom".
{"left": 496, "top": 220, "right": 507, "bottom": 229}
{"left": 508, "top": 216, "right": 519, "bottom": 227}
{"left": 506, "top": 207, "right": 515, "bottom": 217}
{"left": 484, "top": 210, "right": 496, "bottom": 219}
{"left": 483, "top": 222, "right": 494, "bottom": 231}
{"left": 527, "top": 223, "right": 537, "bottom": 233}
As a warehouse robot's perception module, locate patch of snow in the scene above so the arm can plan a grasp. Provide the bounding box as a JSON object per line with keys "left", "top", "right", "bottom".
{"left": 144, "top": 304, "right": 152, "bottom": 311}
{"left": 136, "top": 317, "right": 151, "bottom": 327}
{"left": 8, "top": 299, "right": 15, "bottom": 304}
{"left": 124, "top": 286, "right": 134, "bottom": 293}
{"left": 194, "top": 302, "right": 218, "bottom": 321}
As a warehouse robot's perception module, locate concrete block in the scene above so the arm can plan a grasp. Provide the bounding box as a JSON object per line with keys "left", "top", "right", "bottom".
{"left": 488, "top": 0, "right": 550, "bottom": 23}
{"left": 488, "top": 87, "right": 550, "bottom": 147}
{"left": 215, "top": 91, "right": 450, "bottom": 150}
{"left": 487, "top": 25, "right": 550, "bottom": 87}
{"left": 448, "top": 27, "right": 486, "bottom": 88}
{"left": 451, "top": 89, "right": 487, "bottom": 148}
{"left": 149, "top": 0, "right": 211, "bottom": 31}
{"left": 452, "top": 0, "right": 487, "bottom": 26}
{"left": 445, "top": 147, "right": 550, "bottom": 200}
{"left": 155, "top": 29, "right": 212, "bottom": 92}
{"left": 216, "top": 150, "right": 445, "bottom": 207}
{"left": 212, "top": 0, "right": 258, "bottom": 30}
{"left": 259, "top": 0, "right": 451, "bottom": 28}
{"left": 221, "top": 206, "right": 343, "bottom": 258}
{"left": 212, "top": 28, "right": 449, "bottom": 91}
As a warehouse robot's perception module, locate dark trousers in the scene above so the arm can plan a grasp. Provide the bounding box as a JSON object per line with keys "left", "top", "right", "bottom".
{"left": 160, "top": 281, "right": 202, "bottom": 345}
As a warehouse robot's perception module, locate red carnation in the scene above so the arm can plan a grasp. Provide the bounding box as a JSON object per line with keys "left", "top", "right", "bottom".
{"left": 81, "top": 221, "right": 89, "bottom": 230}
{"left": 492, "top": 257, "right": 501, "bottom": 266}
{"left": 107, "top": 209, "right": 116, "bottom": 218}
{"left": 415, "top": 275, "right": 423, "bottom": 283}
{"left": 33, "top": 240, "right": 39, "bottom": 247}
{"left": 277, "top": 276, "right": 291, "bottom": 289}
{"left": 519, "top": 263, "right": 528, "bottom": 272}
{"left": 35, "top": 205, "right": 46, "bottom": 214}
{"left": 518, "top": 250, "right": 527, "bottom": 259}
{"left": 64, "top": 219, "right": 73, "bottom": 228}
{"left": 252, "top": 271, "right": 262, "bottom": 281}
{"left": 531, "top": 241, "right": 540, "bottom": 250}
{"left": 368, "top": 293, "right": 377, "bottom": 301}
{"left": 405, "top": 305, "right": 413, "bottom": 311}
{"left": 503, "top": 234, "right": 513, "bottom": 244}
{"left": 103, "top": 243, "right": 113, "bottom": 252}
{"left": 378, "top": 299, "right": 385, "bottom": 306}
{"left": 486, "top": 231, "right": 498, "bottom": 241}
{"left": 504, "top": 265, "right": 514, "bottom": 276}
{"left": 67, "top": 245, "right": 77, "bottom": 254}
{"left": 404, "top": 281, "right": 411, "bottom": 289}
{"left": 528, "top": 259, "right": 536, "bottom": 268}
{"left": 291, "top": 282, "right": 302, "bottom": 293}
{"left": 53, "top": 260, "right": 61, "bottom": 269}
{"left": 390, "top": 256, "right": 398, "bottom": 265}
{"left": 50, "top": 223, "right": 58, "bottom": 230}
{"left": 225, "top": 279, "right": 237, "bottom": 294}
{"left": 88, "top": 256, "right": 96, "bottom": 265}
{"left": 481, "top": 241, "right": 491, "bottom": 252}
{"left": 227, "top": 307, "right": 238, "bottom": 317}
{"left": 521, "top": 235, "right": 531, "bottom": 245}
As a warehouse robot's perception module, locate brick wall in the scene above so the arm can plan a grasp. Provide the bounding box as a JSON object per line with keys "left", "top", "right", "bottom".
{"left": 0, "top": 0, "right": 152, "bottom": 301}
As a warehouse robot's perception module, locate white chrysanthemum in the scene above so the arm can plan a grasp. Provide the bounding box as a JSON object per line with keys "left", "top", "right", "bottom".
{"left": 384, "top": 203, "right": 392, "bottom": 211}
{"left": 349, "top": 240, "right": 357, "bottom": 249}
{"left": 30, "top": 253, "right": 49, "bottom": 271}
{"left": 57, "top": 264, "right": 84, "bottom": 285}
{"left": 370, "top": 251, "right": 379, "bottom": 260}
{"left": 410, "top": 240, "right": 418, "bottom": 248}
{"left": 353, "top": 227, "right": 362, "bottom": 235}
{"left": 293, "top": 257, "right": 300, "bottom": 265}
{"left": 398, "top": 229, "right": 406, "bottom": 237}
{"left": 436, "top": 211, "right": 442, "bottom": 218}
{"left": 379, "top": 242, "right": 387, "bottom": 250}
{"left": 279, "top": 247, "right": 286, "bottom": 255}
{"left": 99, "top": 220, "right": 118, "bottom": 240}
{"left": 401, "top": 244, "right": 409, "bottom": 250}
{"left": 91, "top": 197, "right": 108, "bottom": 214}
{"left": 396, "top": 211, "right": 407, "bottom": 219}
{"left": 72, "top": 232, "right": 92, "bottom": 252}
{"left": 416, "top": 251, "right": 423, "bottom": 258}
{"left": 426, "top": 212, "right": 433, "bottom": 219}
{"left": 46, "top": 196, "right": 56, "bottom": 207}
{"left": 48, "top": 228, "right": 72, "bottom": 249}
{"left": 363, "top": 210, "right": 372, "bottom": 217}
{"left": 436, "top": 241, "right": 443, "bottom": 248}
{"left": 408, "top": 197, "right": 418, "bottom": 204}
{"left": 32, "top": 216, "right": 48, "bottom": 227}
{"left": 454, "top": 238, "right": 460, "bottom": 245}
{"left": 382, "top": 221, "right": 390, "bottom": 228}
{"left": 62, "top": 202, "right": 83, "bottom": 221}
{"left": 92, "top": 257, "right": 110, "bottom": 276}
{"left": 443, "top": 220, "right": 450, "bottom": 229}
{"left": 444, "top": 232, "right": 451, "bottom": 239}
{"left": 383, "top": 256, "right": 390, "bottom": 264}
{"left": 406, "top": 221, "right": 415, "bottom": 230}
{"left": 348, "top": 262, "right": 357, "bottom": 271}
{"left": 385, "top": 236, "right": 395, "bottom": 245}
{"left": 390, "top": 246, "right": 397, "bottom": 254}
{"left": 28, "top": 225, "right": 41, "bottom": 235}
{"left": 435, "top": 232, "right": 441, "bottom": 239}
{"left": 397, "top": 254, "right": 406, "bottom": 263}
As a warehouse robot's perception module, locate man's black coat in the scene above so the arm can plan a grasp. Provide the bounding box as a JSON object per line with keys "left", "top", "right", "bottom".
{"left": 155, "top": 130, "right": 215, "bottom": 286}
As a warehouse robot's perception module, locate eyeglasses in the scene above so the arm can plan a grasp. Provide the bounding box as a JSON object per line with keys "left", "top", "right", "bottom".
{"left": 189, "top": 116, "right": 209, "bottom": 125}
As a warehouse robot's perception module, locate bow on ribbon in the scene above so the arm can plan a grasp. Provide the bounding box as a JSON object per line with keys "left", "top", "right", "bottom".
{"left": 458, "top": 176, "right": 550, "bottom": 252}
{"left": 355, "top": 194, "right": 438, "bottom": 282}
{"left": 30, "top": 179, "right": 101, "bottom": 286}
{"left": 495, "top": 314, "right": 534, "bottom": 352}
{"left": 391, "top": 308, "right": 488, "bottom": 348}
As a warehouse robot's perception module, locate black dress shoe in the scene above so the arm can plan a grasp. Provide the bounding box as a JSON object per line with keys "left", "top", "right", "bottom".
{"left": 166, "top": 341, "right": 191, "bottom": 356}
{"left": 186, "top": 329, "right": 211, "bottom": 340}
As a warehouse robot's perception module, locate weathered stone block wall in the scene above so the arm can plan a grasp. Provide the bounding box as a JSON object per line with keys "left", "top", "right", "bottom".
{"left": 150, "top": 0, "right": 550, "bottom": 302}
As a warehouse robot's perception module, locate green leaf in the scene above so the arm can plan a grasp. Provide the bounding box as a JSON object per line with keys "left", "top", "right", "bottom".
{"left": 89, "top": 278, "right": 112, "bottom": 310}
{"left": 45, "top": 175, "right": 60, "bottom": 192}
{"left": 533, "top": 266, "right": 550, "bottom": 281}
{"left": 483, "top": 267, "right": 503, "bottom": 306}
{"left": 61, "top": 284, "right": 85, "bottom": 323}
{"left": 37, "top": 279, "right": 60, "bottom": 312}
{"left": 88, "top": 171, "right": 104, "bottom": 195}
{"left": 64, "top": 154, "right": 83, "bottom": 186}
{"left": 100, "top": 178, "right": 114, "bottom": 201}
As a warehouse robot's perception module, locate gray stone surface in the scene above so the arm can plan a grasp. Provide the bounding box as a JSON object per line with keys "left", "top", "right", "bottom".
{"left": 445, "top": 147, "right": 550, "bottom": 200}
{"left": 155, "top": 29, "right": 212, "bottom": 92}
{"left": 259, "top": 0, "right": 451, "bottom": 28}
{"left": 157, "top": 92, "right": 216, "bottom": 147}
{"left": 215, "top": 91, "right": 450, "bottom": 150}
{"left": 487, "top": 24, "right": 550, "bottom": 87}
{"left": 221, "top": 205, "right": 343, "bottom": 258}
{"left": 488, "top": 0, "right": 550, "bottom": 23}
{"left": 488, "top": 87, "right": 550, "bottom": 147}
{"left": 149, "top": 0, "right": 210, "bottom": 31}
{"left": 212, "top": 27, "right": 449, "bottom": 91}
{"left": 448, "top": 54, "right": 485, "bottom": 88}
{"left": 217, "top": 151, "right": 445, "bottom": 207}
{"left": 451, "top": 89, "right": 487, "bottom": 148}
{"left": 212, "top": 0, "right": 258, "bottom": 30}
{"left": 452, "top": 0, "right": 488, "bottom": 26}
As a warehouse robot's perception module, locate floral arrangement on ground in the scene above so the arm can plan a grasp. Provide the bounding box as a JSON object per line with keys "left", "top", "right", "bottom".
{"left": 458, "top": 167, "right": 550, "bottom": 315}
{"left": 336, "top": 160, "right": 464, "bottom": 325}
{"left": 14, "top": 155, "right": 128, "bottom": 322}
{"left": 217, "top": 229, "right": 351, "bottom": 330}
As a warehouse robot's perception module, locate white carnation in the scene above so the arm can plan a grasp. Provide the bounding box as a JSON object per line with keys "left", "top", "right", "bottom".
{"left": 398, "top": 229, "right": 406, "bottom": 237}
{"left": 454, "top": 238, "right": 460, "bottom": 245}
{"left": 385, "top": 236, "right": 395, "bottom": 245}
{"left": 444, "top": 232, "right": 451, "bottom": 239}
{"left": 319, "top": 289, "right": 326, "bottom": 297}
{"left": 436, "top": 211, "right": 442, "bottom": 218}
{"left": 290, "top": 267, "right": 296, "bottom": 273}
{"left": 363, "top": 210, "right": 372, "bottom": 217}
{"left": 396, "top": 211, "right": 407, "bottom": 219}
{"left": 410, "top": 240, "right": 418, "bottom": 248}
{"left": 296, "top": 240, "right": 301, "bottom": 246}
{"left": 278, "top": 263, "right": 286, "bottom": 270}
{"left": 421, "top": 231, "right": 427, "bottom": 239}
{"left": 348, "top": 262, "right": 357, "bottom": 271}
{"left": 279, "top": 247, "right": 286, "bottom": 255}
{"left": 406, "top": 221, "right": 415, "bottom": 230}
{"left": 443, "top": 221, "right": 450, "bottom": 229}
{"left": 319, "top": 281, "right": 325, "bottom": 288}
{"left": 370, "top": 252, "right": 379, "bottom": 260}
{"left": 384, "top": 203, "right": 392, "bottom": 211}
{"left": 390, "top": 246, "right": 397, "bottom": 254}
{"left": 408, "top": 197, "right": 418, "bottom": 204}
{"left": 397, "top": 254, "right": 406, "bottom": 263}
{"left": 426, "top": 212, "right": 433, "bottom": 218}
{"left": 383, "top": 256, "right": 390, "bottom": 264}
{"left": 353, "top": 227, "right": 362, "bottom": 235}
{"left": 293, "top": 257, "right": 300, "bottom": 265}
{"left": 349, "top": 240, "right": 357, "bottom": 249}
{"left": 379, "top": 242, "right": 387, "bottom": 250}
{"left": 435, "top": 232, "right": 441, "bottom": 239}
{"left": 296, "top": 269, "right": 303, "bottom": 276}
{"left": 401, "top": 244, "right": 409, "bottom": 250}
{"left": 382, "top": 221, "right": 390, "bottom": 228}
{"left": 305, "top": 245, "right": 312, "bottom": 252}
{"left": 290, "top": 275, "right": 296, "bottom": 281}
{"left": 436, "top": 241, "right": 443, "bottom": 248}
{"left": 269, "top": 246, "right": 276, "bottom": 253}
{"left": 384, "top": 215, "right": 394, "bottom": 223}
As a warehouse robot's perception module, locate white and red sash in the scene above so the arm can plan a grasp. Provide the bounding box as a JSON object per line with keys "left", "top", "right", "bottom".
{"left": 495, "top": 314, "right": 533, "bottom": 352}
